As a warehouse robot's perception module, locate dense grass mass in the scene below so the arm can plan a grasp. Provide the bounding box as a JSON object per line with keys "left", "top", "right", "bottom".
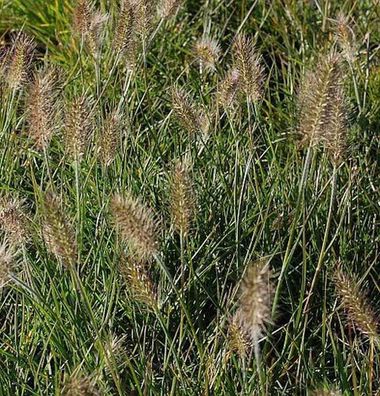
{"left": 0, "top": 0, "right": 379, "bottom": 394}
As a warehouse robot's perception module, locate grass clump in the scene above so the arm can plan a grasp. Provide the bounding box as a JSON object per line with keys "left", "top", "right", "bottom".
{"left": 0, "top": 0, "right": 379, "bottom": 395}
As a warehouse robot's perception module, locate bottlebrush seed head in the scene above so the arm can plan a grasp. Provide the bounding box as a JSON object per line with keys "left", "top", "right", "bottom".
{"left": 64, "top": 94, "right": 92, "bottom": 160}
{"left": 233, "top": 259, "right": 274, "bottom": 346}
{"left": 42, "top": 193, "right": 77, "bottom": 268}
{"left": 334, "top": 266, "right": 378, "bottom": 339}
{"left": 73, "top": 0, "right": 92, "bottom": 37}
{"left": 0, "top": 196, "right": 28, "bottom": 246}
{"left": 110, "top": 193, "right": 158, "bottom": 262}
{"left": 119, "top": 253, "right": 158, "bottom": 310}
{"left": 98, "top": 110, "right": 121, "bottom": 167}
{"left": 62, "top": 374, "right": 100, "bottom": 396}
{"left": 0, "top": 242, "right": 17, "bottom": 288}
{"left": 217, "top": 68, "right": 241, "bottom": 109}
{"left": 170, "top": 159, "right": 195, "bottom": 236}
{"left": 26, "top": 67, "right": 59, "bottom": 150}
{"left": 232, "top": 34, "right": 265, "bottom": 103}
{"left": 171, "top": 86, "right": 209, "bottom": 135}
{"left": 297, "top": 51, "right": 344, "bottom": 148}
{"left": 158, "top": 0, "right": 182, "bottom": 19}
{"left": 1, "top": 33, "right": 35, "bottom": 89}
{"left": 193, "top": 37, "right": 220, "bottom": 71}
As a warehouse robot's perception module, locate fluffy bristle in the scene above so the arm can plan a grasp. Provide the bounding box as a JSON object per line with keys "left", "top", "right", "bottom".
{"left": 334, "top": 266, "right": 378, "bottom": 339}
{"left": 0, "top": 242, "right": 17, "bottom": 288}
{"left": 26, "top": 68, "right": 59, "bottom": 150}
{"left": 42, "top": 193, "right": 77, "bottom": 268}
{"left": 226, "top": 320, "right": 248, "bottom": 359}
{"left": 0, "top": 196, "right": 28, "bottom": 245}
{"left": 217, "top": 68, "right": 241, "bottom": 109}
{"left": 110, "top": 193, "right": 158, "bottom": 261}
{"left": 324, "top": 85, "right": 347, "bottom": 164}
{"left": 1, "top": 33, "right": 35, "bottom": 89}
{"left": 62, "top": 374, "right": 100, "bottom": 396}
{"left": 119, "top": 253, "right": 158, "bottom": 309}
{"left": 193, "top": 37, "right": 220, "bottom": 71}
{"left": 73, "top": 1, "right": 107, "bottom": 57}
{"left": 232, "top": 34, "right": 265, "bottom": 103}
{"left": 131, "top": 0, "right": 155, "bottom": 40}
{"left": 310, "top": 388, "right": 342, "bottom": 396}
{"left": 297, "top": 52, "right": 344, "bottom": 147}
{"left": 73, "top": 0, "right": 92, "bottom": 37}
{"left": 98, "top": 110, "right": 121, "bottom": 166}
{"left": 170, "top": 159, "right": 195, "bottom": 235}
{"left": 334, "top": 12, "right": 356, "bottom": 62}
{"left": 158, "top": 0, "right": 182, "bottom": 19}
{"left": 64, "top": 95, "right": 92, "bottom": 160}
{"left": 171, "top": 86, "right": 209, "bottom": 135}
{"left": 233, "top": 259, "right": 274, "bottom": 347}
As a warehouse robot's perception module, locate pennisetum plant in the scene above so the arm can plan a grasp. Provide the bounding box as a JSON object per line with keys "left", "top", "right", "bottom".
{"left": 110, "top": 193, "right": 158, "bottom": 262}
{"left": 97, "top": 109, "right": 122, "bottom": 167}
{"left": 119, "top": 253, "right": 158, "bottom": 310}
{"left": 158, "top": 0, "right": 182, "bottom": 19}
{"left": 41, "top": 192, "right": 77, "bottom": 268}
{"left": 171, "top": 86, "right": 209, "bottom": 136}
{"left": 0, "top": 196, "right": 28, "bottom": 246}
{"left": 113, "top": 0, "right": 137, "bottom": 66}
{"left": 72, "top": 0, "right": 107, "bottom": 59}
{"left": 231, "top": 258, "right": 274, "bottom": 391}
{"left": 193, "top": 37, "right": 221, "bottom": 73}
{"left": 273, "top": 50, "right": 347, "bottom": 320}
{"left": 333, "top": 266, "right": 378, "bottom": 340}
{"left": 169, "top": 159, "right": 195, "bottom": 237}
{"left": 0, "top": 241, "right": 17, "bottom": 288}
{"left": 232, "top": 34, "right": 265, "bottom": 104}
{"left": 334, "top": 265, "right": 379, "bottom": 393}
{"left": 0, "top": 33, "right": 35, "bottom": 91}
{"left": 26, "top": 67, "right": 60, "bottom": 151}
{"left": 64, "top": 94, "right": 93, "bottom": 161}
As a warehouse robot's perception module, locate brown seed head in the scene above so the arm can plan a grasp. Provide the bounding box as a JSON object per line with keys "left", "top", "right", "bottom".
{"left": 334, "top": 266, "right": 378, "bottom": 339}
{"left": 171, "top": 86, "right": 209, "bottom": 135}
{"left": 119, "top": 253, "right": 158, "bottom": 309}
{"left": 233, "top": 259, "right": 274, "bottom": 345}
{"left": 232, "top": 34, "right": 265, "bottom": 103}
{"left": 62, "top": 374, "right": 100, "bottom": 396}
{"left": 2, "top": 33, "right": 35, "bottom": 89}
{"left": 0, "top": 242, "right": 17, "bottom": 288}
{"left": 131, "top": 0, "right": 155, "bottom": 40}
{"left": 226, "top": 320, "right": 248, "bottom": 359}
{"left": 334, "top": 12, "right": 356, "bottom": 62}
{"left": 73, "top": 0, "right": 92, "bottom": 37}
{"left": 158, "top": 0, "right": 182, "bottom": 19}
{"left": 64, "top": 94, "right": 92, "bottom": 160}
{"left": 298, "top": 51, "right": 344, "bottom": 148}
{"left": 193, "top": 37, "right": 220, "bottom": 71}
{"left": 42, "top": 193, "right": 77, "bottom": 268}
{"left": 324, "top": 85, "right": 347, "bottom": 165}
{"left": 310, "top": 388, "right": 342, "bottom": 396}
{"left": 0, "top": 196, "right": 28, "bottom": 245}
{"left": 217, "top": 68, "right": 241, "bottom": 109}
{"left": 170, "top": 159, "right": 195, "bottom": 235}
{"left": 26, "top": 68, "right": 59, "bottom": 150}
{"left": 110, "top": 193, "right": 158, "bottom": 261}
{"left": 98, "top": 110, "right": 122, "bottom": 166}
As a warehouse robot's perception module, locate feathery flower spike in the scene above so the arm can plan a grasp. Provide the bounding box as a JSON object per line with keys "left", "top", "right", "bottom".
{"left": 110, "top": 193, "right": 158, "bottom": 261}
{"left": 0, "top": 196, "right": 28, "bottom": 245}
{"left": 42, "top": 193, "right": 77, "bottom": 268}
{"left": 233, "top": 259, "right": 274, "bottom": 348}
{"left": 170, "top": 159, "right": 195, "bottom": 235}
{"left": 193, "top": 37, "right": 220, "bottom": 71}
{"left": 26, "top": 67, "right": 59, "bottom": 150}
{"left": 334, "top": 266, "right": 378, "bottom": 339}
{"left": 232, "top": 34, "right": 265, "bottom": 103}
{"left": 0, "top": 242, "right": 17, "bottom": 288}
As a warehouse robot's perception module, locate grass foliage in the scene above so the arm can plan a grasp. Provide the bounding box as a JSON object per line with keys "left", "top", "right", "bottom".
{"left": 0, "top": 0, "right": 379, "bottom": 394}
